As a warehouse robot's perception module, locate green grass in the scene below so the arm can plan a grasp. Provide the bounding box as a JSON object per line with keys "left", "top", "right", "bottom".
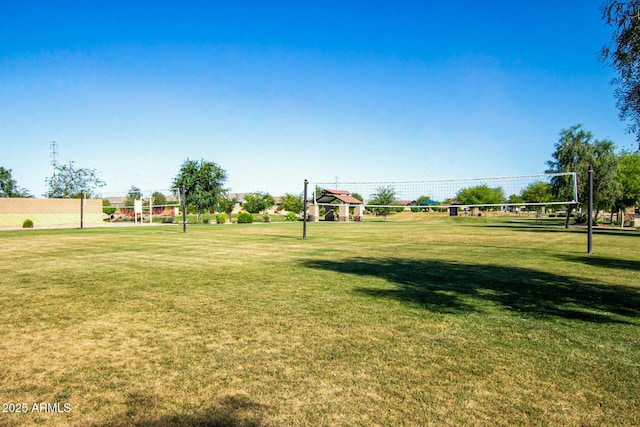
{"left": 0, "top": 215, "right": 638, "bottom": 426}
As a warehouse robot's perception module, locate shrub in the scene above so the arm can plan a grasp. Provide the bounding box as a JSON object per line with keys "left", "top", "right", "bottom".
{"left": 286, "top": 212, "right": 298, "bottom": 221}
{"left": 161, "top": 216, "right": 175, "bottom": 224}
{"left": 216, "top": 213, "right": 228, "bottom": 224}
{"left": 102, "top": 199, "right": 116, "bottom": 215}
{"left": 22, "top": 219, "right": 34, "bottom": 228}
{"left": 574, "top": 213, "right": 588, "bottom": 224}
{"left": 263, "top": 214, "right": 271, "bottom": 223}
{"left": 237, "top": 212, "right": 253, "bottom": 224}
{"left": 203, "top": 217, "right": 210, "bottom": 224}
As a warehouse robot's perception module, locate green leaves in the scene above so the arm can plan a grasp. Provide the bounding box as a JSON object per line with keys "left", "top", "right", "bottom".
{"left": 546, "top": 125, "right": 620, "bottom": 211}
{"left": 0, "top": 166, "right": 30, "bottom": 197}
{"left": 279, "top": 193, "right": 304, "bottom": 214}
{"left": 456, "top": 184, "right": 506, "bottom": 207}
{"left": 44, "top": 161, "right": 105, "bottom": 198}
{"left": 602, "top": 0, "right": 640, "bottom": 143}
{"left": 368, "top": 186, "right": 401, "bottom": 220}
{"left": 243, "top": 192, "right": 275, "bottom": 214}
{"left": 172, "top": 159, "right": 227, "bottom": 220}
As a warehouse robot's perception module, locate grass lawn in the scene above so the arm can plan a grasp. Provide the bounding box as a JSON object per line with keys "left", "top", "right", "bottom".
{"left": 0, "top": 214, "right": 638, "bottom": 426}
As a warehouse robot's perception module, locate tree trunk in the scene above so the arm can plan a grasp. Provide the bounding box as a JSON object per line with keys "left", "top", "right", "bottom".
{"left": 564, "top": 206, "right": 573, "bottom": 229}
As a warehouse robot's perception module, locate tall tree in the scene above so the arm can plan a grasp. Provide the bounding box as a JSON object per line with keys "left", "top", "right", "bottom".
{"left": 455, "top": 184, "right": 506, "bottom": 208}
{"left": 125, "top": 186, "right": 142, "bottom": 209}
{"left": 0, "top": 166, "right": 30, "bottom": 197}
{"left": 546, "top": 125, "right": 620, "bottom": 226}
{"left": 172, "top": 159, "right": 227, "bottom": 222}
{"left": 592, "top": 139, "right": 622, "bottom": 217}
{"left": 219, "top": 194, "right": 238, "bottom": 218}
{"left": 617, "top": 150, "right": 640, "bottom": 208}
{"left": 44, "top": 161, "right": 105, "bottom": 198}
{"left": 520, "top": 181, "right": 553, "bottom": 205}
{"left": 368, "top": 185, "right": 400, "bottom": 220}
{"left": 602, "top": 0, "right": 640, "bottom": 148}
{"left": 280, "top": 193, "right": 304, "bottom": 214}
{"left": 243, "top": 192, "right": 276, "bottom": 214}
{"left": 151, "top": 191, "right": 167, "bottom": 207}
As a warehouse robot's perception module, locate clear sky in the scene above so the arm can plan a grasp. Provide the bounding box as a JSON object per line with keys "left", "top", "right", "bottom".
{"left": 1, "top": 1, "right": 636, "bottom": 198}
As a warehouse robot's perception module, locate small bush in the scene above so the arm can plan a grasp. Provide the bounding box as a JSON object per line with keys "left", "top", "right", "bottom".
{"left": 574, "top": 213, "right": 588, "bottom": 224}
{"left": 216, "top": 213, "right": 228, "bottom": 224}
{"left": 263, "top": 214, "right": 271, "bottom": 223}
{"left": 237, "top": 212, "right": 254, "bottom": 224}
{"left": 203, "top": 217, "right": 210, "bottom": 224}
{"left": 162, "top": 216, "right": 175, "bottom": 224}
{"left": 22, "top": 219, "right": 34, "bottom": 228}
{"left": 286, "top": 212, "right": 298, "bottom": 221}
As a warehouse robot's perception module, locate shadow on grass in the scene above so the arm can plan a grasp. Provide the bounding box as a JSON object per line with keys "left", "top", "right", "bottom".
{"left": 88, "top": 394, "right": 264, "bottom": 427}
{"left": 302, "top": 257, "right": 640, "bottom": 324}
{"left": 556, "top": 254, "right": 640, "bottom": 271}
{"left": 475, "top": 220, "right": 639, "bottom": 237}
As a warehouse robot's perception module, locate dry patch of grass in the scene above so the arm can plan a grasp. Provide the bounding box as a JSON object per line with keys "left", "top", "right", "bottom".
{"left": 0, "top": 219, "right": 638, "bottom": 426}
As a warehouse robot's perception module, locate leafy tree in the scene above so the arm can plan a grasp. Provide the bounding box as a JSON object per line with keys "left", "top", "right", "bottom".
{"left": 368, "top": 186, "right": 401, "bottom": 220}
{"left": 125, "top": 186, "right": 142, "bottom": 209}
{"left": 616, "top": 150, "right": 640, "bottom": 220}
{"left": 172, "top": 159, "right": 227, "bottom": 222}
{"left": 601, "top": 0, "right": 640, "bottom": 147}
{"left": 351, "top": 192, "right": 364, "bottom": 202}
{"left": 151, "top": 191, "right": 167, "bottom": 207}
{"left": 219, "top": 194, "right": 238, "bottom": 218}
{"left": 313, "top": 186, "right": 324, "bottom": 202}
{"left": 102, "top": 199, "right": 116, "bottom": 216}
{"left": 280, "top": 193, "right": 304, "bottom": 214}
{"left": 592, "top": 139, "right": 622, "bottom": 218}
{"left": 546, "top": 125, "right": 592, "bottom": 221}
{"left": 243, "top": 192, "right": 276, "bottom": 214}
{"left": 44, "top": 161, "right": 105, "bottom": 198}
{"left": 0, "top": 166, "right": 30, "bottom": 197}
{"left": 508, "top": 194, "right": 524, "bottom": 205}
{"left": 521, "top": 181, "right": 552, "bottom": 204}
{"left": 455, "top": 184, "right": 506, "bottom": 208}
{"left": 546, "top": 125, "right": 621, "bottom": 226}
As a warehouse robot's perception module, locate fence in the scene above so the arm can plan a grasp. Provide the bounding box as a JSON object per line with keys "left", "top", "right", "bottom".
{"left": 0, "top": 198, "right": 103, "bottom": 228}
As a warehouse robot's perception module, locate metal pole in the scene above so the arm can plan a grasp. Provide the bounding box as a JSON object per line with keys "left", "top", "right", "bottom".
{"left": 588, "top": 165, "right": 593, "bottom": 254}
{"left": 80, "top": 192, "right": 84, "bottom": 229}
{"left": 303, "top": 179, "right": 308, "bottom": 240}
{"left": 181, "top": 185, "right": 187, "bottom": 233}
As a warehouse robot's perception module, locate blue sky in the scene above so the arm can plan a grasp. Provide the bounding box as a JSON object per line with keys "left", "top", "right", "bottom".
{"left": 1, "top": 1, "right": 636, "bottom": 197}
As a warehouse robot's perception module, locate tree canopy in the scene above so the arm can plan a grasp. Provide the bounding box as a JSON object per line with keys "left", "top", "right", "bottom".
{"left": 602, "top": 0, "right": 640, "bottom": 146}
{"left": 172, "top": 159, "right": 227, "bottom": 221}
{"left": 279, "top": 193, "right": 304, "bottom": 214}
{"left": 243, "top": 192, "right": 276, "bottom": 214}
{"left": 617, "top": 150, "right": 640, "bottom": 207}
{"left": 520, "top": 181, "right": 553, "bottom": 205}
{"left": 455, "top": 184, "right": 506, "bottom": 208}
{"left": 44, "top": 161, "right": 105, "bottom": 198}
{"left": 546, "top": 125, "right": 620, "bottom": 225}
{"left": 125, "top": 186, "right": 142, "bottom": 209}
{"left": 0, "top": 166, "right": 30, "bottom": 197}
{"left": 219, "top": 194, "right": 238, "bottom": 217}
{"left": 151, "top": 191, "right": 167, "bottom": 207}
{"left": 368, "top": 186, "right": 400, "bottom": 220}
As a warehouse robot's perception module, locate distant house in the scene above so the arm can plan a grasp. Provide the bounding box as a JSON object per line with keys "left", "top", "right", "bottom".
{"left": 313, "top": 189, "right": 364, "bottom": 221}
{"left": 314, "top": 189, "right": 363, "bottom": 205}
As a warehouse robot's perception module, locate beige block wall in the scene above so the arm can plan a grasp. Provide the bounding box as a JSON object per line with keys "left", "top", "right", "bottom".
{"left": 0, "top": 198, "right": 104, "bottom": 227}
